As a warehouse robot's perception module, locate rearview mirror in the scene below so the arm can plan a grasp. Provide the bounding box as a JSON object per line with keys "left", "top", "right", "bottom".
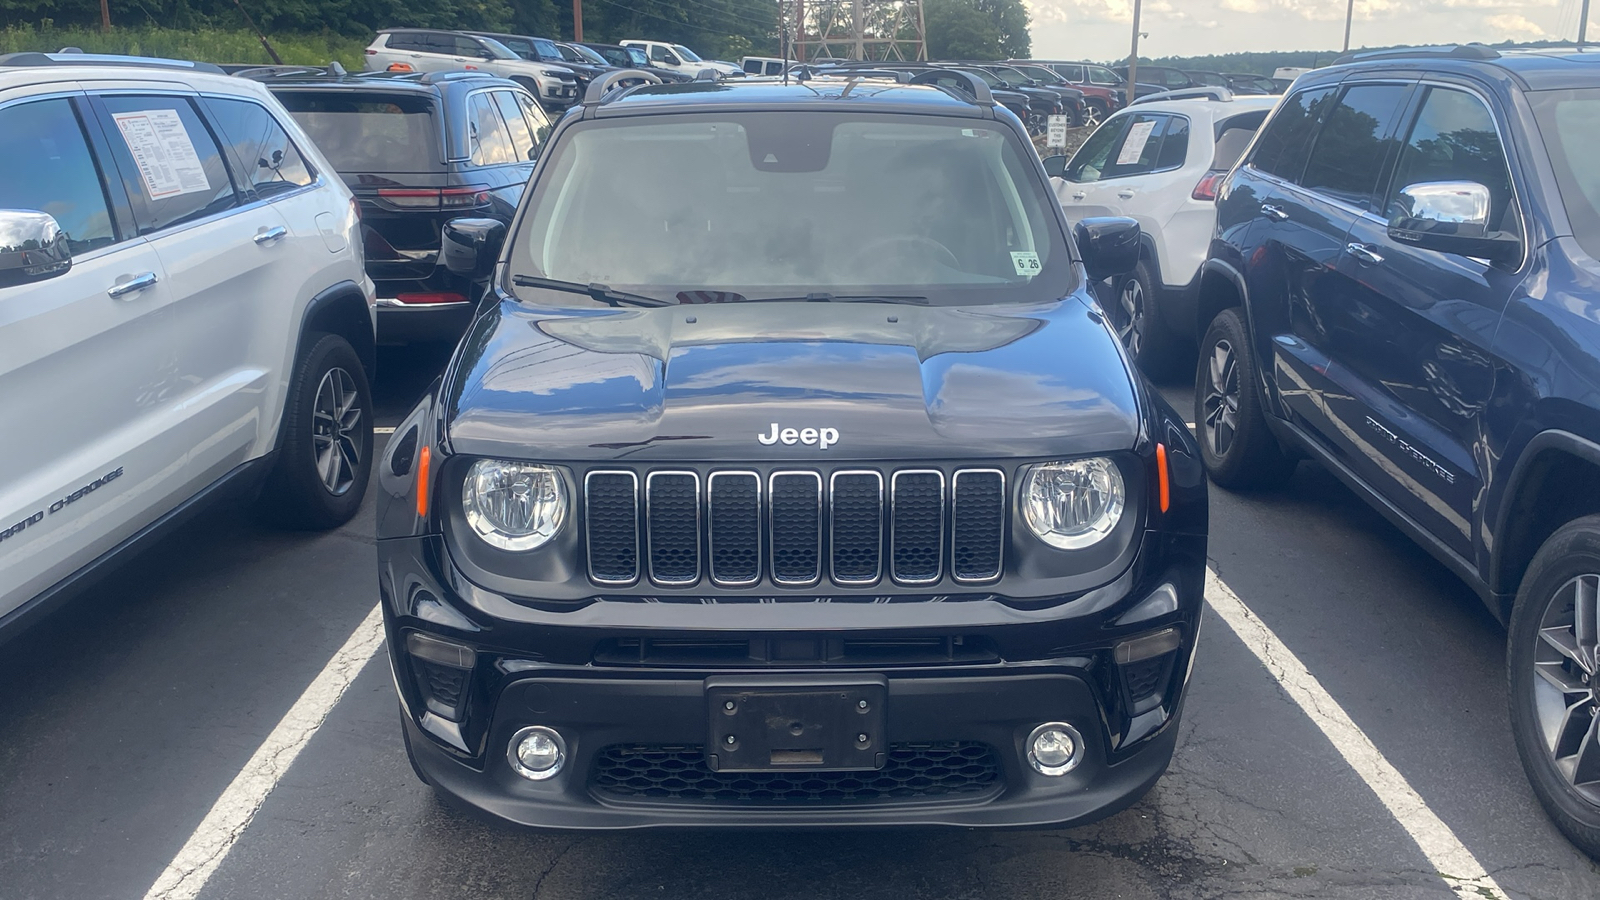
{"left": 0, "top": 209, "right": 71, "bottom": 287}
{"left": 1042, "top": 155, "right": 1068, "bottom": 179}
{"left": 442, "top": 218, "right": 507, "bottom": 282}
{"left": 1388, "top": 181, "right": 1520, "bottom": 264}
{"left": 1074, "top": 217, "right": 1140, "bottom": 281}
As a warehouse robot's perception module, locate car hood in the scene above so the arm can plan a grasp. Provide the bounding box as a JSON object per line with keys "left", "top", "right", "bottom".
{"left": 443, "top": 295, "right": 1141, "bottom": 463}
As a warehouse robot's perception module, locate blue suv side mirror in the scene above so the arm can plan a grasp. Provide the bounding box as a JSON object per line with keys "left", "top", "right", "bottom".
{"left": 442, "top": 218, "right": 507, "bottom": 282}
{"left": 1388, "top": 181, "right": 1521, "bottom": 264}
{"left": 1074, "top": 217, "right": 1140, "bottom": 281}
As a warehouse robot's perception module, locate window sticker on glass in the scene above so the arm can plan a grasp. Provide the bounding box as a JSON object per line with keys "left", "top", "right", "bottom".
{"left": 111, "top": 109, "right": 211, "bottom": 199}
{"left": 1011, "top": 251, "right": 1042, "bottom": 276}
{"left": 1116, "top": 120, "right": 1158, "bottom": 166}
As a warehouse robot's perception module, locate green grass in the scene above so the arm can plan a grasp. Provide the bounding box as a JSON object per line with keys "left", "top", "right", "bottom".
{"left": 0, "top": 25, "right": 372, "bottom": 70}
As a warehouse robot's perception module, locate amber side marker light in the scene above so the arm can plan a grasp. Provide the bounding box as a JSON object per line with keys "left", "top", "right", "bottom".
{"left": 1156, "top": 443, "right": 1170, "bottom": 513}
{"left": 416, "top": 445, "right": 431, "bottom": 518}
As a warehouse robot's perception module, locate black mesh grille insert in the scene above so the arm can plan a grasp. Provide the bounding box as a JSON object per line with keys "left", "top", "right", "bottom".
{"left": 952, "top": 470, "right": 1004, "bottom": 582}
{"left": 891, "top": 472, "right": 944, "bottom": 583}
{"left": 769, "top": 473, "right": 821, "bottom": 584}
{"left": 647, "top": 473, "right": 700, "bottom": 584}
{"left": 1122, "top": 656, "right": 1171, "bottom": 703}
{"left": 708, "top": 473, "right": 760, "bottom": 585}
{"left": 831, "top": 472, "right": 883, "bottom": 583}
{"left": 413, "top": 660, "right": 467, "bottom": 717}
{"left": 585, "top": 472, "right": 639, "bottom": 584}
{"left": 591, "top": 742, "right": 1001, "bottom": 804}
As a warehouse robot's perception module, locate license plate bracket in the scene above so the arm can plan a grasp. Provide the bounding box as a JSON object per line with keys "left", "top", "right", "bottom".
{"left": 705, "top": 676, "right": 886, "bottom": 772}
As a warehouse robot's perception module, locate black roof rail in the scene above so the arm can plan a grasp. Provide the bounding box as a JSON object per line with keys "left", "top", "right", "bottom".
{"left": 0, "top": 51, "right": 225, "bottom": 74}
{"left": 1332, "top": 44, "right": 1499, "bottom": 66}
{"left": 583, "top": 68, "right": 662, "bottom": 105}
{"left": 907, "top": 68, "right": 994, "bottom": 108}
{"left": 1131, "top": 86, "right": 1234, "bottom": 105}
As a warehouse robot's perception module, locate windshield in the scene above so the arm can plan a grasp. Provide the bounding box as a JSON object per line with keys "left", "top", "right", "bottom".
{"left": 276, "top": 91, "right": 439, "bottom": 173}
{"left": 476, "top": 37, "right": 521, "bottom": 61}
{"left": 567, "top": 43, "right": 607, "bottom": 64}
{"left": 958, "top": 68, "right": 1003, "bottom": 88}
{"left": 1532, "top": 89, "right": 1600, "bottom": 259}
{"left": 532, "top": 38, "right": 562, "bottom": 59}
{"left": 672, "top": 44, "right": 703, "bottom": 62}
{"left": 509, "top": 112, "right": 1073, "bottom": 307}
{"left": 991, "top": 67, "right": 1031, "bottom": 83}
{"left": 1017, "top": 65, "right": 1063, "bottom": 84}
{"left": 1088, "top": 66, "right": 1120, "bottom": 85}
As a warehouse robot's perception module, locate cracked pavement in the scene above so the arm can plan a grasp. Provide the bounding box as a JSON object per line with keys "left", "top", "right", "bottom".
{"left": 0, "top": 360, "right": 1596, "bottom": 899}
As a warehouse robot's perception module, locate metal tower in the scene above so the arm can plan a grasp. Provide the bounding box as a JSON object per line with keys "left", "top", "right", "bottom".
{"left": 780, "top": 0, "right": 926, "bottom": 62}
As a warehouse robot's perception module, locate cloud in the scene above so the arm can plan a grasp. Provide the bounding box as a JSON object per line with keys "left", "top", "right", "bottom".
{"left": 1484, "top": 11, "right": 1552, "bottom": 37}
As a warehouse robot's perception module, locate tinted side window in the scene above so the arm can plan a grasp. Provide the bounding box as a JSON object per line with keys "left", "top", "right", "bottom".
{"left": 385, "top": 33, "right": 420, "bottom": 52}
{"left": 1060, "top": 65, "right": 1084, "bottom": 82}
{"left": 97, "top": 95, "right": 237, "bottom": 234}
{"left": 0, "top": 98, "right": 118, "bottom": 254}
{"left": 532, "top": 39, "right": 562, "bottom": 60}
{"left": 1299, "top": 83, "right": 1409, "bottom": 207}
{"left": 466, "top": 93, "right": 517, "bottom": 166}
{"left": 1387, "top": 86, "right": 1516, "bottom": 231}
{"left": 1088, "top": 66, "right": 1119, "bottom": 85}
{"left": 1156, "top": 115, "right": 1190, "bottom": 169}
{"left": 455, "top": 36, "right": 488, "bottom": 57}
{"left": 650, "top": 45, "right": 672, "bottom": 62}
{"left": 203, "top": 97, "right": 314, "bottom": 199}
{"left": 516, "top": 93, "right": 553, "bottom": 148}
{"left": 423, "top": 34, "right": 456, "bottom": 54}
{"left": 1249, "top": 85, "right": 1336, "bottom": 182}
{"left": 492, "top": 91, "right": 537, "bottom": 162}
{"left": 1165, "top": 70, "right": 1190, "bottom": 87}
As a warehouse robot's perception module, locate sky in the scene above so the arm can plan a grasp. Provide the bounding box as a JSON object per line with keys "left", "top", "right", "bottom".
{"left": 1026, "top": 0, "right": 1596, "bottom": 60}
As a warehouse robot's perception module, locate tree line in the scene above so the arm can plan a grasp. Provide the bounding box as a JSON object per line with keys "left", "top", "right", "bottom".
{"left": 4, "top": 0, "right": 1029, "bottom": 61}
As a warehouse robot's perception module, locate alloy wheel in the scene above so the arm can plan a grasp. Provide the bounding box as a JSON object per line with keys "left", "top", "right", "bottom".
{"left": 311, "top": 366, "right": 363, "bottom": 496}
{"left": 1084, "top": 105, "right": 1104, "bottom": 127}
{"left": 1202, "top": 340, "right": 1241, "bottom": 459}
{"left": 1532, "top": 573, "right": 1600, "bottom": 805}
{"left": 1113, "top": 277, "right": 1145, "bottom": 358}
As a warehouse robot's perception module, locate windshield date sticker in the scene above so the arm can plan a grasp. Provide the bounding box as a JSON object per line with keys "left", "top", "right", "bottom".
{"left": 112, "top": 109, "right": 210, "bottom": 199}
{"left": 1011, "top": 251, "right": 1042, "bottom": 276}
{"left": 1116, "top": 119, "right": 1158, "bottom": 166}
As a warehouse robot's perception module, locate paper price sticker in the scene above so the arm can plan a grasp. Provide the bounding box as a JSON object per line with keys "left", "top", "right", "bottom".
{"left": 1011, "top": 251, "right": 1042, "bottom": 277}
{"left": 1116, "top": 119, "right": 1158, "bottom": 166}
{"left": 1045, "top": 115, "right": 1068, "bottom": 149}
{"left": 112, "top": 109, "right": 210, "bottom": 199}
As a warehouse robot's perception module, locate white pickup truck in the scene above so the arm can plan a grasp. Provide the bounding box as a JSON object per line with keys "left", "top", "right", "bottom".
{"left": 619, "top": 40, "right": 741, "bottom": 78}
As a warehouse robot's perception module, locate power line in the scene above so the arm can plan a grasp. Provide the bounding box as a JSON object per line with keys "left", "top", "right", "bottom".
{"left": 588, "top": 0, "right": 776, "bottom": 33}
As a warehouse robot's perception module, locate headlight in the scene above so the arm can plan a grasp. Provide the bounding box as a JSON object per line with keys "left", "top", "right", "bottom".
{"left": 462, "top": 459, "right": 566, "bottom": 550}
{"left": 536, "top": 67, "right": 566, "bottom": 78}
{"left": 1021, "top": 458, "right": 1125, "bottom": 549}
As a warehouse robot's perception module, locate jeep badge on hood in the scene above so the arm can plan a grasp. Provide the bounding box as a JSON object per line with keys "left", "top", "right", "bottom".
{"left": 758, "top": 423, "right": 840, "bottom": 450}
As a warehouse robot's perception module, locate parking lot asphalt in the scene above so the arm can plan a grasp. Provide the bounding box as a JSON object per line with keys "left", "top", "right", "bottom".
{"left": 3, "top": 351, "right": 1600, "bottom": 900}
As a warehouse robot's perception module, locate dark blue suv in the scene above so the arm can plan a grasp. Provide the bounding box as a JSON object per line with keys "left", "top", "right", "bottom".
{"left": 1196, "top": 45, "right": 1600, "bottom": 858}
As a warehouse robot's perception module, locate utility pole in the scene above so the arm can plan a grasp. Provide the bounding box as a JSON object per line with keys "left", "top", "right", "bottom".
{"left": 1127, "top": 0, "right": 1141, "bottom": 101}
{"left": 915, "top": 0, "right": 926, "bottom": 60}
{"left": 797, "top": 0, "right": 807, "bottom": 62}
{"left": 1342, "top": 0, "right": 1354, "bottom": 52}
{"left": 1582, "top": 0, "right": 1591, "bottom": 46}
{"left": 573, "top": 0, "right": 584, "bottom": 42}
{"left": 100, "top": 0, "right": 110, "bottom": 32}
{"left": 851, "top": 0, "right": 865, "bottom": 60}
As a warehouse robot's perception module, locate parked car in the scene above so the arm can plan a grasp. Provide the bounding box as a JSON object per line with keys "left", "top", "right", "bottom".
{"left": 466, "top": 32, "right": 606, "bottom": 94}
{"left": 1223, "top": 72, "right": 1279, "bottom": 95}
{"left": 816, "top": 62, "right": 1050, "bottom": 136}
{"left": 363, "top": 29, "right": 579, "bottom": 111}
{"left": 1196, "top": 44, "right": 1600, "bottom": 859}
{"left": 741, "top": 55, "right": 789, "bottom": 76}
{"left": 1046, "top": 89, "right": 1277, "bottom": 377}
{"left": 0, "top": 52, "right": 375, "bottom": 636}
{"left": 578, "top": 41, "right": 693, "bottom": 82}
{"left": 378, "top": 73, "right": 1206, "bottom": 831}
{"left": 966, "top": 62, "right": 1087, "bottom": 126}
{"left": 1183, "top": 70, "right": 1232, "bottom": 90}
{"left": 1006, "top": 60, "right": 1118, "bottom": 125}
{"left": 620, "top": 39, "right": 741, "bottom": 78}
{"left": 938, "top": 64, "right": 1068, "bottom": 134}
{"left": 1113, "top": 64, "right": 1193, "bottom": 94}
{"left": 256, "top": 69, "right": 548, "bottom": 345}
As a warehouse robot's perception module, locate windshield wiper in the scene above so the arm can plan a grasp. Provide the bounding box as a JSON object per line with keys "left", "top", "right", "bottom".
{"left": 740, "top": 292, "right": 930, "bottom": 306}
{"left": 511, "top": 275, "right": 674, "bottom": 308}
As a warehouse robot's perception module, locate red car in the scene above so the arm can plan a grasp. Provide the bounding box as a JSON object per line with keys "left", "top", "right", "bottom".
{"left": 1007, "top": 59, "right": 1125, "bottom": 126}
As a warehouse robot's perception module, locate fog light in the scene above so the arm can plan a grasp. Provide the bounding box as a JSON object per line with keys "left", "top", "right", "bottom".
{"left": 508, "top": 726, "right": 566, "bottom": 781}
{"left": 1027, "top": 722, "right": 1085, "bottom": 776}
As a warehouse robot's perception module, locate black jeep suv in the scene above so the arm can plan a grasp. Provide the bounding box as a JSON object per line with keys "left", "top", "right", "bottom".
{"left": 252, "top": 70, "right": 550, "bottom": 345}
{"left": 1196, "top": 45, "right": 1600, "bottom": 858}
{"left": 376, "top": 72, "right": 1208, "bottom": 829}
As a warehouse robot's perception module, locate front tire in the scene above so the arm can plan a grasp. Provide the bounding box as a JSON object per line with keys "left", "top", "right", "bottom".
{"left": 1193, "top": 308, "right": 1296, "bottom": 489}
{"left": 1109, "top": 260, "right": 1187, "bottom": 382}
{"left": 259, "top": 333, "right": 373, "bottom": 529}
{"left": 1508, "top": 516, "right": 1600, "bottom": 860}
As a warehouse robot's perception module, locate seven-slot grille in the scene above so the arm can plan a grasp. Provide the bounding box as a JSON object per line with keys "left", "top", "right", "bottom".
{"left": 583, "top": 467, "right": 1006, "bottom": 588}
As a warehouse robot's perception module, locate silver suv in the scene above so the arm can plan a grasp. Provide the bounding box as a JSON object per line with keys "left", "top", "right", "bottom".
{"left": 364, "top": 30, "right": 580, "bottom": 110}
{"left": 0, "top": 53, "right": 376, "bottom": 635}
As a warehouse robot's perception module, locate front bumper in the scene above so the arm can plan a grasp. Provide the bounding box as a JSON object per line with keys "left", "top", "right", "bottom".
{"left": 379, "top": 529, "right": 1204, "bottom": 829}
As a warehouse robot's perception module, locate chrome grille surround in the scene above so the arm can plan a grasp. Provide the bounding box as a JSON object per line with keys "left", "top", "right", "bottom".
{"left": 951, "top": 468, "right": 1006, "bottom": 585}
{"left": 644, "top": 470, "right": 701, "bottom": 586}
{"left": 706, "top": 471, "right": 761, "bottom": 588}
{"left": 767, "top": 470, "right": 824, "bottom": 587}
{"left": 584, "top": 469, "right": 640, "bottom": 586}
{"left": 889, "top": 469, "right": 946, "bottom": 586}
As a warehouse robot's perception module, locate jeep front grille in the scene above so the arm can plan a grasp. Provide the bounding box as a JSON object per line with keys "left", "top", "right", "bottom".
{"left": 582, "top": 466, "right": 1006, "bottom": 588}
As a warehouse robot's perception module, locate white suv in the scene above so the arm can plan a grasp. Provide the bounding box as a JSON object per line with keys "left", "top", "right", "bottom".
{"left": 1046, "top": 88, "right": 1277, "bottom": 378}
{"left": 0, "top": 53, "right": 376, "bottom": 635}
{"left": 364, "top": 30, "right": 580, "bottom": 110}
{"left": 619, "top": 40, "right": 741, "bottom": 78}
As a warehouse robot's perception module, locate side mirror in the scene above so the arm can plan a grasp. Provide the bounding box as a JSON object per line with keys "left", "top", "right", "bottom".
{"left": 1042, "top": 155, "right": 1068, "bottom": 179}
{"left": 1388, "top": 181, "right": 1520, "bottom": 264}
{"left": 0, "top": 209, "right": 71, "bottom": 287}
{"left": 441, "top": 218, "right": 507, "bottom": 282}
{"left": 1074, "top": 217, "right": 1140, "bottom": 281}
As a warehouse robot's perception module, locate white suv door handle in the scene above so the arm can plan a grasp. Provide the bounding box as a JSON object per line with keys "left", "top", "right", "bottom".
{"left": 1260, "top": 203, "right": 1289, "bottom": 222}
{"left": 1346, "top": 242, "right": 1385, "bottom": 266}
{"left": 1071, "top": 191, "right": 1086, "bottom": 201}
{"left": 253, "top": 225, "right": 288, "bottom": 245}
{"left": 1118, "top": 189, "right": 1136, "bottom": 199}
{"left": 107, "top": 271, "right": 158, "bottom": 299}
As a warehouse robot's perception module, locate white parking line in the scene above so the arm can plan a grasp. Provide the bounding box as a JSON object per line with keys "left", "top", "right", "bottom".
{"left": 1205, "top": 569, "right": 1506, "bottom": 900}
{"left": 142, "top": 604, "right": 385, "bottom": 900}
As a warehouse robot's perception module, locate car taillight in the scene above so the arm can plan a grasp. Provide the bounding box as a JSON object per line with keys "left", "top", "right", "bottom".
{"left": 366, "top": 49, "right": 377, "bottom": 55}
{"left": 394, "top": 292, "right": 469, "bottom": 305}
{"left": 376, "top": 186, "right": 490, "bottom": 210}
{"left": 1192, "top": 171, "right": 1226, "bottom": 201}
